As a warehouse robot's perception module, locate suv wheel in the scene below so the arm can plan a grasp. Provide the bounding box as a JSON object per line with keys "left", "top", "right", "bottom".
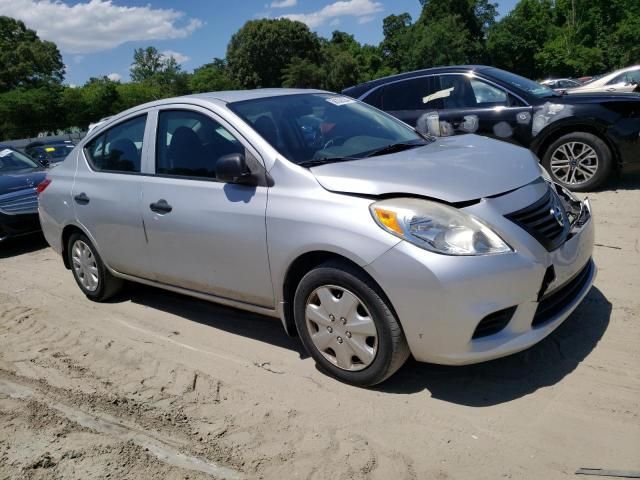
{"left": 293, "top": 261, "right": 409, "bottom": 386}
{"left": 542, "top": 132, "right": 612, "bottom": 191}
{"left": 68, "top": 233, "right": 123, "bottom": 301}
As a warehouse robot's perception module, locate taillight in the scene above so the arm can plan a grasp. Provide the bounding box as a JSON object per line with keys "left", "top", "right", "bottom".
{"left": 36, "top": 179, "right": 51, "bottom": 194}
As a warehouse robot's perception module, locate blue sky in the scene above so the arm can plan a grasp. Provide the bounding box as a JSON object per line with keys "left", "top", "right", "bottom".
{"left": 0, "top": 0, "right": 518, "bottom": 85}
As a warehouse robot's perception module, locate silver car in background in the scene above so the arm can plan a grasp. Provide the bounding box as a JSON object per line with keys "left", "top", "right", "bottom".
{"left": 38, "top": 90, "right": 595, "bottom": 386}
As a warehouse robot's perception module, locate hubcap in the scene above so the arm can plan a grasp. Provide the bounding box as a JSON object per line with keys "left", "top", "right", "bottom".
{"left": 305, "top": 285, "right": 378, "bottom": 371}
{"left": 549, "top": 141, "right": 599, "bottom": 185}
{"left": 71, "top": 240, "right": 99, "bottom": 292}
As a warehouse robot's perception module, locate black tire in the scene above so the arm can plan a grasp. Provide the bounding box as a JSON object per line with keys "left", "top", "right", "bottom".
{"left": 293, "top": 260, "right": 409, "bottom": 386}
{"left": 541, "top": 132, "right": 613, "bottom": 191}
{"left": 67, "top": 233, "right": 123, "bottom": 302}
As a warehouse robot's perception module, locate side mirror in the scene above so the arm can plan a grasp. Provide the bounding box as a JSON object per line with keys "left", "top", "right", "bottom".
{"left": 215, "top": 153, "right": 253, "bottom": 184}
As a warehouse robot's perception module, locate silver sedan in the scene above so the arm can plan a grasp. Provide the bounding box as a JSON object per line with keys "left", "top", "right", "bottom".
{"left": 38, "top": 89, "right": 595, "bottom": 386}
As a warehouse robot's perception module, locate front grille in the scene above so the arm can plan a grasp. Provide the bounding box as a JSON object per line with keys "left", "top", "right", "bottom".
{"left": 0, "top": 189, "right": 39, "bottom": 215}
{"left": 472, "top": 306, "right": 517, "bottom": 339}
{"left": 505, "top": 187, "right": 569, "bottom": 251}
{"left": 532, "top": 259, "right": 594, "bottom": 327}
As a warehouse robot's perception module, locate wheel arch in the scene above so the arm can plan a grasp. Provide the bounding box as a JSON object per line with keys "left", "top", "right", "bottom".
{"left": 533, "top": 122, "right": 621, "bottom": 169}
{"left": 280, "top": 250, "right": 397, "bottom": 337}
{"left": 60, "top": 223, "right": 99, "bottom": 270}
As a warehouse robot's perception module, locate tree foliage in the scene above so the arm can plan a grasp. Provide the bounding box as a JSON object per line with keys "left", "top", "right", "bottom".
{"left": 1, "top": 0, "right": 639, "bottom": 140}
{"left": 0, "top": 16, "right": 64, "bottom": 93}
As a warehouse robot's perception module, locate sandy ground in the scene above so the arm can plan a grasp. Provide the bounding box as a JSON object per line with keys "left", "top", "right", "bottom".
{"left": 0, "top": 173, "right": 639, "bottom": 480}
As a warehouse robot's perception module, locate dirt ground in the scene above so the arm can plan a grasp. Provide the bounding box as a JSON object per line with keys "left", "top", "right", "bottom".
{"left": 1, "top": 174, "right": 639, "bottom": 480}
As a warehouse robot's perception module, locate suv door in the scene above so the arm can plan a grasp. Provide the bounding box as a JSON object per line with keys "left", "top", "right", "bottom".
{"left": 431, "top": 74, "right": 533, "bottom": 145}
{"left": 74, "top": 114, "right": 151, "bottom": 277}
{"left": 140, "top": 106, "right": 274, "bottom": 307}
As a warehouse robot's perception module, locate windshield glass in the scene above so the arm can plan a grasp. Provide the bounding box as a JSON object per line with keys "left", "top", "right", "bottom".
{"left": 228, "top": 93, "right": 427, "bottom": 165}
{"left": 0, "top": 148, "right": 40, "bottom": 172}
{"left": 486, "top": 68, "right": 557, "bottom": 98}
{"left": 45, "top": 145, "right": 74, "bottom": 161}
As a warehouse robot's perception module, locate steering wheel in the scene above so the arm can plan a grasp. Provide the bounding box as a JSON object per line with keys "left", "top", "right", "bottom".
{"left": 323, "top": 136, "right": 347, "bottom": 149}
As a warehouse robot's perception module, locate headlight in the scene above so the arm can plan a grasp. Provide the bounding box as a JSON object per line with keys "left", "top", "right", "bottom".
{"left": 370, "top": 198, "right": 512, "bottom": 256}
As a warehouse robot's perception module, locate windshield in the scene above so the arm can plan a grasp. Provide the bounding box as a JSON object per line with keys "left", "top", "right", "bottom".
{"left": 0, "top": 148, "right": 40, "bottom": 172}
{"left": 228, "top": 93, "right": 427, "bottom": 165}
{"left": 486, "top": 68, "right": 557, "bottom": 98}
{"left": 44, "top": 145, "right": 74, "bottom": 161}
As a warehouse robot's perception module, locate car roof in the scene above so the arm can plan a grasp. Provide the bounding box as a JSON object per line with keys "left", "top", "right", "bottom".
{"left": 342, "top": 65, "right": 491, "bottom": 98}
{"left": 186, "top": 88, "right": 329, "bottom": 103}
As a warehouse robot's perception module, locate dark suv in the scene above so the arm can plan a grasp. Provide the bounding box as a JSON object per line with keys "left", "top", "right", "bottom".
{"left": 344, "top": 66, "right": 640, "bottom": 191}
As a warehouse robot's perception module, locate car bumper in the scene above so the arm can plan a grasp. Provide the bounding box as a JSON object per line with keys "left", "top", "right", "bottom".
{"left": 365, "top": 181, "right": 595, "bottom": 365}
{"left": 0, "top": 212, "right": 41, "bottom": 242}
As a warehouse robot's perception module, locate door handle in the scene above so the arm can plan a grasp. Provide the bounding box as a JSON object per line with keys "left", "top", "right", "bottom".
{"left": 149, "top": 199, "right": 172, "bottom": 214}
{"left": 74, "top": 192, "right": 90, "bottom": 205}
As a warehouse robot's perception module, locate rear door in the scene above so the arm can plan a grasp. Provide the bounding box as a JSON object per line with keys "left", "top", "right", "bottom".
{"left": 432, "top": 74, "right": 533, "bottom": 146}
{"left": 140, "top": 105, "right": 273, "bottom": 307}
{"left": 73, "top": 114, "right": 151, "bottom": 277}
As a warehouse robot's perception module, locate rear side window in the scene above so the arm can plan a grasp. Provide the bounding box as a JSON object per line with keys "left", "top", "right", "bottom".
{"left": 84, "top": 115, "right": 146, "bottom": 173}
{"left": 382, "top": 77, "right": 439, "bottom": 111}
{"left": 156, "top": 110, "right": 244, "bottom": 179}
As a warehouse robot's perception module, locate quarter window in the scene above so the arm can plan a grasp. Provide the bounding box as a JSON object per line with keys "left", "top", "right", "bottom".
{"left": 84, "top": 115, "right": 146, "bottom": 173}
{"left": 156, "top": 110, "right": 244, "bottom": 179}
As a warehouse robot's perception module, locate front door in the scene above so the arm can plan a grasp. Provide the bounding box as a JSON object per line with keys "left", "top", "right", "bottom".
{"left": 432, "top": 74, "right": 533, "bottom": 146}
{"left": 140, "top": 106, "right": 274, "bottom": 308}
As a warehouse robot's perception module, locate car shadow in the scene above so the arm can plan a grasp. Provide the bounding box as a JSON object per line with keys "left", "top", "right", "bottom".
{"left": 605, "top": 170, "right": 640, "bottom": 192}
{"left": 121, "top": 283, "right": 609, "bottom": 405}
{"left": 375, "top": 287, "right": 611, "bottom": 405}
{"left": 0, "top": 233, "right": 48, "bottom": 259}
{"left": 122, "top": 283, "right": 309, "bottom": 358}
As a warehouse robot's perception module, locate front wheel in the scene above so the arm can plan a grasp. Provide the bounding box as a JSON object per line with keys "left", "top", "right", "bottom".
{"left": 541, "top": 132, "right": 612, "bottom": 191}
{"left": 293, "top": 261, "right": 409, "bottom": 386}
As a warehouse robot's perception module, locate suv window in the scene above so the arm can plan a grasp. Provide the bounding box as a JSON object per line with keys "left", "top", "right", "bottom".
{"left": 156, "top": 110, "right": 244, "bottom": 179}
{"left": 382, "top": 77, "right": 440, "bottom": 111}
{"left": 84, "top": 115, "right": 146, "bottom": 173}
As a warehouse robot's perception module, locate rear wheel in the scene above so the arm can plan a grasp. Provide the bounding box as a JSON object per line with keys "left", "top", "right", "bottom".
{"left": 293, "top": 261, "right": 409, "bottom": 386}
{"left": 542, "top": 132, "right": 612, "bottom": 191}
{"left": 67, "top": 233, "right": 122, "bottom": 302}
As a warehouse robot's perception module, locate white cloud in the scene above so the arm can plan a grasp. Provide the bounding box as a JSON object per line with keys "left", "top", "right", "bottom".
{"left": 270, "top": 0, "right": 297, "bottom": 7}
{"left": 160, "top": 50, "right": 191, "bottom": 64}
{"left": 0, "top": 0, "right": 203, "bottom": 54}
{"left": 282, "top": 0, "right": 383, "bottom": 29}
{"left": 107, "top": 72, "right": 122, "bottom": 82}
{"left": 357, "top": 15, "right": 375, "bottom": 24}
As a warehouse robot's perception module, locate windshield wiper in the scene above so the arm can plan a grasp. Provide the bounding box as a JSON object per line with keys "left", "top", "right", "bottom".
{"left": 363, "top": 142, "right": 426, "bottom": 158}
{"left": 297, "top": 157, "right": 353, "bottom": 168}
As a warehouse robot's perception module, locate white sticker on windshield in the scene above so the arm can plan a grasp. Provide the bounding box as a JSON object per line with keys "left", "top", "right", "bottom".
{"left": 0, "top": 148, "right": 13, "bottom": 158}
{"left": 326, "top": 96, "right": 355, "bottom": 106}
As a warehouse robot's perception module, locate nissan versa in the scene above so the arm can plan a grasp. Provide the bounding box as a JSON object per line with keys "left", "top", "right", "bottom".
{"left": 38, "top": 90, "right": 596, "bottom": 386}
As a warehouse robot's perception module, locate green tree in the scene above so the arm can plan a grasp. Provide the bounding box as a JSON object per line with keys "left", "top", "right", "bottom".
{"left": 0, "top": 86, "right": 62, "bottom": 139}
{"left": 0, "top": 16, "right": 64, "bottom": 92}
{"left": 227, "top": 18, "right": 321, "bottom": 88}
{"left": 487, "top": 0, "right": 554, "bottom": 78}
{"left": 189, "top": 58, "right": 237, "bottom": 92}
{"left": 282, "top": 57, "right": 324, "bottom": 88}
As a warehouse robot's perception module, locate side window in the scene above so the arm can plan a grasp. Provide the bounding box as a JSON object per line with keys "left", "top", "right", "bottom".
{"left": 156, "top": 110, "right": 244, "bottom": 179}
{"left": 470, "top": 79, "right": 508, "bottom": 106}
{"left": 382, "top": 78, "right": 438, "bottom": 111}
{"left": 607, "top": 73, "right": 628, "bottom": 85}
{"left": 84, "top": 115, "right": 146, "bottom": 173}
{"left": 362, "top": 87, "right": 383, "bottom": 109}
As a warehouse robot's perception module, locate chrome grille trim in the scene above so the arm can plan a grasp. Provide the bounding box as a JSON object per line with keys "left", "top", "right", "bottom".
{"left": 505, "top": 185, "right": 569, "bottom": 251}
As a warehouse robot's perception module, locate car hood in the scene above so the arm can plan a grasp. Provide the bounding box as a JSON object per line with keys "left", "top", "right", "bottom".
{"left": 0, "top": 169, "right": 47, "bottom": 196}
{"left": 309, "top": 135, "right": 541, "bottom": 203}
